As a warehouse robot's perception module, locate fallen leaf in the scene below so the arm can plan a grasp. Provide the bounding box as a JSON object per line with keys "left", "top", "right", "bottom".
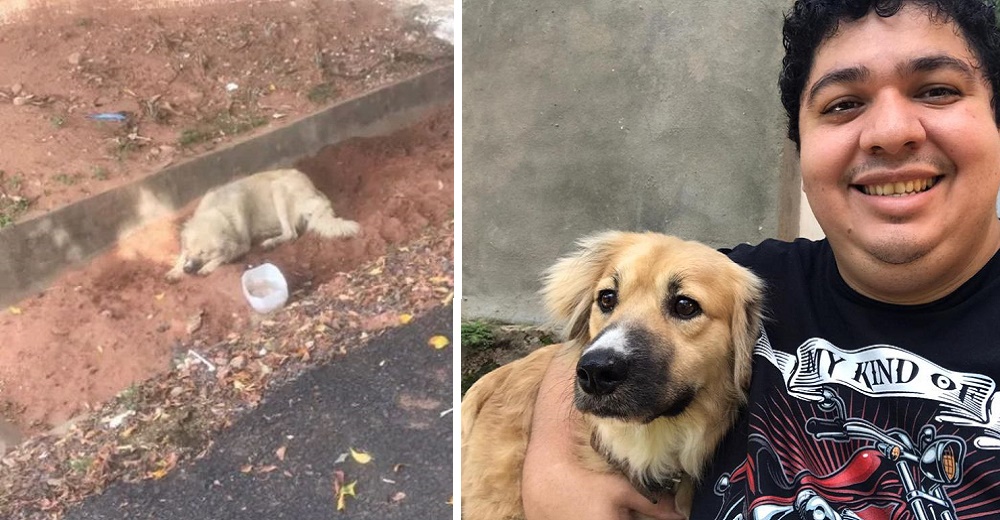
{"left": 399, "top": 313, "right": 413, "bottom": 324}
{"left": 334, "top": 452, "right": 349, "bottom": 464}
{"left": 428, "top": 335, "right": 450, "bottom": 349}
{"left": 447, "top": 496, "right": 454, "bottom": 505}
{"left": 240, "top": 464, "right": 253, "bottom": 473}
{"left": 155, "top": 292, "right": 165, "bottom": 301}
{"left": 368, "top": 267, "right": 383, "bottom": 276}
{"left": 8, "top": 306, "right": 21, "bottom": 315}
{"left": 276, "top": 446, "right": 287, "bottom": 461}
{"left": 350, "top": 447, "right": 372, "bottom": 464}
{"left": 256, "top": 465, "right": 278, "bottom": 474}
{"left": 337, "top": 480, "right": 358, "bottom": 511}
{"left": 390, "top": 491, "right": 406, "bottom": 503}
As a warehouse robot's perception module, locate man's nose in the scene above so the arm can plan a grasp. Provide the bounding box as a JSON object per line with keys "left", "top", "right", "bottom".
{"left": 859, "top": 91, "right": 927, "bottom": 156}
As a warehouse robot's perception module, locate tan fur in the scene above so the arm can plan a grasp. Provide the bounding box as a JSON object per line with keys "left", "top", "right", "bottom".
{"left": 166, "top": 168, "right": 360, "bottom": 281}
{"left": 461, "top": 231, "right": 763, "bottom": 519}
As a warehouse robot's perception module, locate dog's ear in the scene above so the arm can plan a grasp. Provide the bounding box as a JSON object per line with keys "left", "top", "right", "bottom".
{"left": 540, "top": 231, "right": 632, "bottom": 343}
{"left": 730, "top": 266, "right": 764, "bottom": 393}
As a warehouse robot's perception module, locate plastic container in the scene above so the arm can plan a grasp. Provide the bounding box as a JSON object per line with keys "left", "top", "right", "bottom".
{"left": 241, "top": 263, "right": 289, "bottom": 314}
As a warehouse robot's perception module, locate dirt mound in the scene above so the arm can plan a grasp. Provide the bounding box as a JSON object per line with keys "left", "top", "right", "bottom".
{"left": 0, "top": 106, "right": 453, "bottom": 434}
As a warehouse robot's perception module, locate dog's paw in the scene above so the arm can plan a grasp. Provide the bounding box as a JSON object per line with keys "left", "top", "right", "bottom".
{"left": 165, "top": 270, "right": 183, "bottom": 283}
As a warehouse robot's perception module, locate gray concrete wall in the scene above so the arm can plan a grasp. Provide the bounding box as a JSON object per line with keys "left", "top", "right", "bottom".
{"left": 462, "top": 0, "right": 796, "bottom": 324}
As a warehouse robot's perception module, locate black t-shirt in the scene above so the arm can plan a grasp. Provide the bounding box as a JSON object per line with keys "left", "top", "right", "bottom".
{"left": 690, "top": 238, "right": 1000, "bottom": 520}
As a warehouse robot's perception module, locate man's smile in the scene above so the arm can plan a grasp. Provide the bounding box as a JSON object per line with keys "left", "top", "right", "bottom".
{"left": 854, "top": 176, "right": 941, "bottom": 196}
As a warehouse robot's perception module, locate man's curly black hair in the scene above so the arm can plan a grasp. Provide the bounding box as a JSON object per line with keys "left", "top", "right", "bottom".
{"left": 780, "top": 0, "right": 1000, "bottom": 149}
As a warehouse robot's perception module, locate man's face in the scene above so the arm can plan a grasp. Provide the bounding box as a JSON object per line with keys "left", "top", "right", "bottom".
{"left": 798, "top": 5, "right": 1000, "bottom": 277}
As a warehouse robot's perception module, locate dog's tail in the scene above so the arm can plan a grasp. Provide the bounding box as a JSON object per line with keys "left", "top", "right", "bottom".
{"left": 307, "top": 206, "right": 361, "bottom": 238}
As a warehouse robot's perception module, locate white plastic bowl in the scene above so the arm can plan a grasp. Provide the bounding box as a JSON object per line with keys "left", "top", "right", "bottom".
{"left": 241, "top": 263, "right": 289, "bottom": 314}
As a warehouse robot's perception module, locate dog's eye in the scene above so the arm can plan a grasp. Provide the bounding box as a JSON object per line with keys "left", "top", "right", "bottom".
{"left": 672, "top": 297, "right": 701, "bottom": 319}
{"left": 597, "top": 289, "right": 618, "bottom": 313}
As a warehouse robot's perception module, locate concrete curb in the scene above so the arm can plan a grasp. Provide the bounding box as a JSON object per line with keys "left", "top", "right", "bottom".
{"left": 0, "top": 64, "right": 453, "bottom": 307}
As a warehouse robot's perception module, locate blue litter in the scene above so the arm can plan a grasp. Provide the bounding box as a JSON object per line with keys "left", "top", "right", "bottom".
{"left": 87, "top": 112, "right": 129, "bottom": 122}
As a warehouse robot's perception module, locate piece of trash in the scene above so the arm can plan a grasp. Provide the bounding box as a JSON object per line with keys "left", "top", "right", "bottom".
{"left": 226, "top": 83, "right": 239, "bottom": 92}
{"left": 242, "top": 263, "right": 289, "bottom": 314}
{"left": 390, "top": 491, "right": 406, "bottom": 503}
{"left": 334, "top": 452, "right": 349, "bottom": 464}
{"left": 87, "top": 112, "right": 129, "bottom": 122}
{"left": 382, "top": 478, "right": 397, "bottom": 484}
{"left": 187, "top": 349, "right": 217, "bottom": 372}
{"left": 102, "top": 410, "right": 135, "bottom": 428}
{"left": 440, "top": 407, "right": 453, "bottom": 418}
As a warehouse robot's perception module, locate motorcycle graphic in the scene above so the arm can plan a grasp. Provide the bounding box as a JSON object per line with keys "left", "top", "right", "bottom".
{"left": 713, "top": 387, "right": 966, "bottom": 520}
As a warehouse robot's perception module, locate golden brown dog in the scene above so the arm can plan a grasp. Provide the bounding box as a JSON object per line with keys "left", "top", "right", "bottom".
{"left": 461, "top": 231, "right": 764, "bottom": 519}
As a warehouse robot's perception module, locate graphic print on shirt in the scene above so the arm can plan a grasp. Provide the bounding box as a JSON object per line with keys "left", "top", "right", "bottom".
{"left": 710, "top": 332, "right": 1000, "bottom": 520}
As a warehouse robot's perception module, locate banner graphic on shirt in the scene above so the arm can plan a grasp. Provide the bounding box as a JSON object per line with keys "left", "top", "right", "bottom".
{"left": 755, "top": 333, "right": 1000, "bottom": 448}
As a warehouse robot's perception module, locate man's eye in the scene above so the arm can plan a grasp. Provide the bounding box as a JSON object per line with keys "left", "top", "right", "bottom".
{"left": 918, "top": 86, "right": 960, "bottom": 99}
{"left": 597, "top": 289, "right": 617, "bottom": 313}
{"left": 822, "top": 100, "right": 862, "bottom": 114}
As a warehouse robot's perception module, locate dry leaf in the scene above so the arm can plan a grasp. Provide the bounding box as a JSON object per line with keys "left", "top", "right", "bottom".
{"left": 8, "top": 306, "right": 21, "bottom": 315}
{"left": 240, "top": 464, "right": 253, "bottom": 473}
{"left": 428, "top": 335, "right": 450, "bottom": 349}
{"left": 337, "top": 480, "right": 358, "bottom": 511}
{"left": 390, "top": 491, "right": 406, "bottom": 503}
{"left": 399, "top": 313, "right": 413, "bottom": 324}
{"left": 257, "top": 465, "right": 278, "bottom": 474}
{"left": 154, "top": 292, "right": 165, "bottom": 301}
{"left": 350, "top": 448, "right": 372, "bottom": 464}
{"left": 275, "top": 446, "right": 287, "bottom": 461}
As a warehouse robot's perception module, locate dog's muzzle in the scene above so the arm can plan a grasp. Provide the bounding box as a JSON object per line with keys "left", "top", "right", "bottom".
{"left": 183, "top": 258, "right": 203, "bottom": 274}
{"left": 577, "top": 349, "right": 629, "bottom": 396}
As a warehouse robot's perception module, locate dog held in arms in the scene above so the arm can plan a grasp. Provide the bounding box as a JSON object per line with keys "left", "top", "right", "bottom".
{"left": 166, "top": 168, "right": 360, "bottom": 281}
{"left": 461, "top": 231, "right": 763, "bottom": 519}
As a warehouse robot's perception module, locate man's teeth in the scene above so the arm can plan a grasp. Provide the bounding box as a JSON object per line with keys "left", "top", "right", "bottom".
{"left": 861, "top": 177, "right": 937, "bottom": 196}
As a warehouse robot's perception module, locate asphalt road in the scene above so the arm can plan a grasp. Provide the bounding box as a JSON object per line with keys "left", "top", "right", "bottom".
{"left": 65, "top": 304, "right": 454, "bottom": 520}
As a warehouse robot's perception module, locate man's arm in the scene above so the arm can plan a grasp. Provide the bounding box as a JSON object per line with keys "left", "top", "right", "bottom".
{"left": 521, "top": 352, "right": 685, "bottom": 520}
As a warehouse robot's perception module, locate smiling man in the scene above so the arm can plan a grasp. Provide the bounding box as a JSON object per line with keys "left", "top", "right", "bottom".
{"left": 518, "top": 1, "right": 1000, "bottom": 519}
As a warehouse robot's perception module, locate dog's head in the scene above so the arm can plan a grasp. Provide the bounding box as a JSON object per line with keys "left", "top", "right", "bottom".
{"left": 178, "top": 222, "right": 231, "bottom": 274}
{"left": 542, "top": 231, "right": 763, "bottom": 424}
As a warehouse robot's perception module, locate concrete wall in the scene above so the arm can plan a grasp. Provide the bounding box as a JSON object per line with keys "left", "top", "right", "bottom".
{"left": 462, "top": 0, "right": 796, "bottom": 323}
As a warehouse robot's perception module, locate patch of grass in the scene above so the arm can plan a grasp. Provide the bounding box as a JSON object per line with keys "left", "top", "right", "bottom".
{"left": 49, "top": 114, "right": 66, "bottom": 128}
{"left": 91, "top": 166, "right": 110, "bottom": 181}
{"left": 178, "top": 111, "right": 268, "bottom": 148}
{"left": 54, "top": 173, "right": 80, "bottom": 186}
{"left": 76, "top": 17, "right": 94, "bottom": 27}
{"left": 0, "top": 197, "right": 30, "bottom": 229}
{"left": 178, "top": 128, "right": 213, "bottom": 147}
{"left": 117, "top": 384, "right": 143, "bottom": 411}
{"left": 461, "top": 320, "right": 497, "bottom": 352}
{"left": 307, "top": 82, "right": 338, "bottom": 104}
{"left": 109, "top": 137, "right": 141, "bottom": 161}
{"left": 68, "top": 456, "right": 92, "bottom": 474}
{"left": 1, "top": 172, "right": 22, "bottom": 191}
{"left": 460, "top": 320, "right": 558, "bottom": 396}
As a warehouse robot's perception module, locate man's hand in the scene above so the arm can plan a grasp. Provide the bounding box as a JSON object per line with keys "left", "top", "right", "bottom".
{"left": 520, "top": 352, "right": 686, "bottom": 520}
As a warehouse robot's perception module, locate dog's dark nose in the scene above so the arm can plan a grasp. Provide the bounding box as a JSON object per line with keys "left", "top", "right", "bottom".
{"left": 577, "top": 350, "right": 629, "bottom": 396}
{"left": 183, "top": 259, "right": 202, "bottom": 274}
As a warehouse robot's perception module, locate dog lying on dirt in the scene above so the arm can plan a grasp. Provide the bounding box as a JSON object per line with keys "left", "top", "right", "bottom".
{"left": 461, "top": 231, "right": 764, "bottom": 519}
{"left": 166, "top": 168, "right": 360, "bottom": 281}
